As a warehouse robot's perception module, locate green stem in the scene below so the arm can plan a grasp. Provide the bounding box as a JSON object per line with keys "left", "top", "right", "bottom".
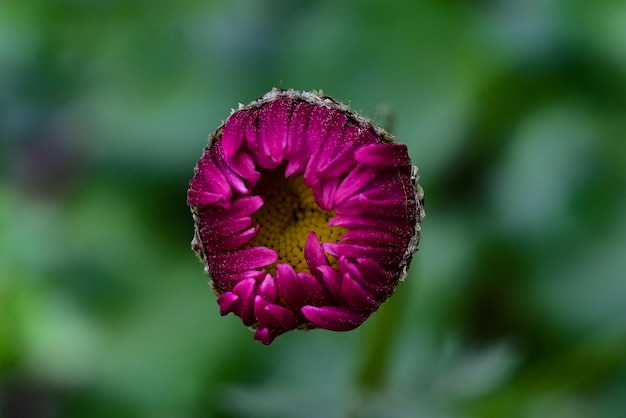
{"left": 355, "top": 282, "right": 408, "bottom": 390}
{"left": 354, "top": 105, "right": 403, "bottom": 391}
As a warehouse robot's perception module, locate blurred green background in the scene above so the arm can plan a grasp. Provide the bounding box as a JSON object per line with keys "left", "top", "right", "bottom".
{"left": 1, "top": 0, "right": 626, "bottom": 417}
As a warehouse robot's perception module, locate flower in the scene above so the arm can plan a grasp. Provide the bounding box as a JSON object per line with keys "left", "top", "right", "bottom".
{"left": 188, "top": 88, "right": 425, "bottom": 344}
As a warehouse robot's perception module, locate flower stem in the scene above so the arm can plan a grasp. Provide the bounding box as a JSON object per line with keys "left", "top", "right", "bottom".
{"left": 354, "top": 105, "right": 403, "bottom": 390}
{"left": 355, "top": 282, "right": 408, "bottom": 390}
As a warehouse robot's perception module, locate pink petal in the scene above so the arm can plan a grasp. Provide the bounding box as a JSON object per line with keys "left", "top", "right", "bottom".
{"left": 303, "top": 232, "right": 330, "bottom": 275}
{"left": 231, "top": 278, "right": 256, "bottom": 326}
{"left": 254, "top": 296, "right": 299, "bottom": 333}
{"left": 254, "top": 296, "right": 275, "bottom": 327}
{"left": 187, "top": 189, "right": 228, "bottom": 207}
{"left": 333, "top": 166, "right": 378, "bottom": 207}
{"left": 200, "top": 215, "right": 252, "bottom": 240}
{"left": 275, "top": 264, "right": 328, "bottom": 309}
{"left": 265, "top": 304, "right": 300, "bottom": 330}
{"left": 208, "top": 247, "right": 278, "bottom": 273}
{"left": 220, "top": 110, "right": 261, "bottom": 184}
{"left": 220, "top": 152, "right": 257, "bottom": 192}
{"left": 316, "top": 265, "right": 343, "bottom": 302}
{"left": 258, "top": 98, "right": 293, "bottom": 166}
{"left": 210, "top": 141, "right": 250, "bottom": 194}
{"left": 217, "top": 292, "right": 238, "bottom": 316}
{"left": 337, "top": 257, "right": 397, "bottom": 297}
{"left": 253, "top": 327, "right": 273, "bottom": 345}
{"left": 340, "top": 227, "right": 405, "bottom": 247}
{"left": 329, "top": 214, "right": 413, "bottom": 238}
{"left": 341, "top": 273, "right": 380, "bottom": 311}
{"left": 311, "top": 176, "right": 341, "bottom": 211}
{"left": 285, "top": 102, "right": 315, "bottom": 163}
{"left": 275, "top": 263, "right": 307, "bottom": 309}
{"left": 316, "top": 154, "right": 357, "bottom": 182}
{"left": 354, "top": 143, "right": 411, "bottom": 167}
{"left": 221, "top": 108, "right": 253, "bottom": 161}
{"left": 296, "top": 271, "right": 329, "bottom": 306}
{"left": 303, "top": 110, "right": 346, "bottom": 186}
{"left": 322, "top": 242, "right": 402, "bottom": 265}
{"left": 355, "top": 257, "right": 398, "bottom": 286}
{"left": 286, "top": 106, "right": 330, "bottom": 177}
{"left": 202, "top": 226, "right": 260, "bottom": 252}
{"left": 356, "top": 193, "right": 410, "bottom": 216}
{"left": 336, "top": 173, "right": 410, "bottom": 216}
{"left": 215, "top": 269, "right": 266, "bottom": 292}
{"left": 207, "top": 196, "right": 263, "bottom": 227}
{"left": 247, "top": 108, "right": 279, "bottom": 169}
{"left": 190, "top": 154, "right": 231, "bottom": 199}
{"left": 257, "top": 274, "right": 278, "bottom": 302}
{"left": 244, "top": 109, "right": 261, "bottom": 154}
{"left": 301, "top": 306, "right": 369, "bottom": 331}
{"left": 198, "top": 196, "right": 263, "bottom": 239}
{"left": 316, "top": 126, "right": 373, "bottom": 180}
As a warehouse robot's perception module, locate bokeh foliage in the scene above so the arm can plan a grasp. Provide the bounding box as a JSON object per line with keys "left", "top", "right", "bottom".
{"left": 1, "top": 0, "right": 626, "bottom": 417}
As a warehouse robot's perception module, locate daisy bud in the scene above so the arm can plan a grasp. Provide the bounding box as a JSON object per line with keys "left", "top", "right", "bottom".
{"left": 188, "top": 88, "right": 425, "bottom": 344}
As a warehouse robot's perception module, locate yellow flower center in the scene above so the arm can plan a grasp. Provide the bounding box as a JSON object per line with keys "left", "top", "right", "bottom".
{"left": 249, "top": 167, "right": 345, "bottom": 273}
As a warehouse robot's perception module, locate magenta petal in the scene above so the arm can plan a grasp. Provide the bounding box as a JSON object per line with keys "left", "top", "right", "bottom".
{"left": 304, "top": 232, "right": 330, "bottom": 275}
{"left": 187, "top": 189, "right": 227, "bottom": 207}
{"left": 357, "top": 193, "right": 410, "bottom": 216}
{"left": 254, "top": 296, "right": 275, "bottom": 328}
{"left": 337, "top": 257, "right": 396, "bottom": 297}
{"left": 286, "top": 106, "right": 330, "bottom": 177}
{"left": 354, "top": 143, "right": 411, "bottom": 167}
{"left": 254, "top": 296, "right": 299, "bottom": 332}
{"left": 337, "top": 176, "right": 409, "bottom": 216}
{"left": 333, "top": 166, "right": 378, "bottom": 207}
{"left": 258, "top": 98, "right": 293, "bottom": 166}
{"left": 340, "top": 228, "right": 405, "bottom": 247}
{"left": 323, "top": 242, "right": 402, "bottom": 265}
{"left": 276, "top": 264, "right": 328, "bottom": 309}
{"left": 217, "top": 292, "right": 238, "bottom": 316}
{"left": 312, "top": 176, "right": 341, "bottom": 211}
{"left": 297, "top": 272, "right": 329, "bottom": 305}
{"left": 316, "top": 154, "right": 357, "bottom": 181}
{"left": 221, "top": 108, "right": 253, "bottom": 161}
{"left": 304, "top": 110, "right": 346, "bottom": 186}
{"left": 209, "top": 247, "right": 278, "bottom": 273}
{"left": 244, "top": 109, "right": 261, "bottom": 154}
{"left": 265, "top": 304, "right": 300, "bottom": 330}
{"left": 202, "top": 226, "right": 259, "bottom": 252}
{"left": 329, "top": 214, "right": 413, "bottom": 238}
{"left": 301, "top": 306, "right": 369, "bottom": 331}
{"left": 317, "top": 265, "right": 343, "bottom": 301}
{"left": 316, "top": 125, "right": 361, "bottom": 179}
{"left": 209, "top": 196, "right": 263, "bottom": 226}
{"left": 232, "top": 278, "right": 256, "bottom": 326}
{"left": 254, "top": 327, "right": 273, "bottom": 345}
{"left": 355, "top": 257, "right": 397, "bottom": 286}
{"left": 275, "top": 263, "right": 308, "bottom": 309}
{"left": 211, "top": 141, "right": 254, "bottom": 193}
{"left": 341, "top": 273, "right": 380, "bottom": 311}
{"left": 200, "top": 216, "right": 252, "bottom": 241}
{"left": 227, "top": 195, "right": 263, "bottom": 216}
{"left": 317, "top": 127, "right": 377, "bottom": 182}
{"left": 219, "top": 111, "right": 260, "bottom": 184}
{"left": 199, "top": 196, "right": 263, "bottom": 239}
{"left": 221, "top": 152, "right": 257, "bottom": 192}
{"left": 190, "top": 155, "right": 231, "bottom": 199}
{"left": 285, "top": 102, "right": 315, "bottom": 162}
{"left": 247, "top": 109, "right": 279, "bottom": 169}
{"left": 215, "top": 269, "right": 266, "bottom": 292}
{"left": 257, "top": 274, "right": 278, "bottom": 302}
